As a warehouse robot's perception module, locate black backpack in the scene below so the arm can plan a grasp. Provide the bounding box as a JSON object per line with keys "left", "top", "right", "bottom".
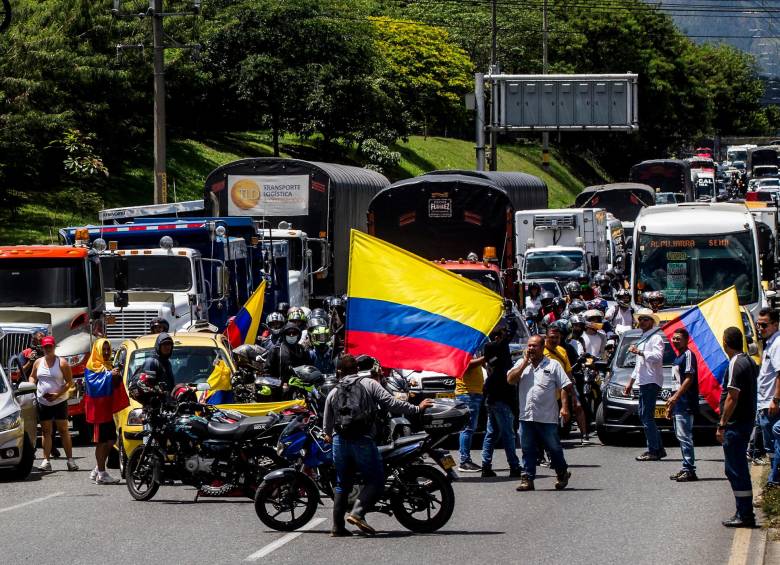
{"left": 332, "top": 377, "right": 376, "bottom": 438}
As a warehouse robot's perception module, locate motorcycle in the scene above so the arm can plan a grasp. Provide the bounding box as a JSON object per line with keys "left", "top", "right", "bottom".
{"left": 125, "top": 382, "right": 290, "bottom": 501}
{"left": 254, "top": 377, "right": 468, "bottom": 533}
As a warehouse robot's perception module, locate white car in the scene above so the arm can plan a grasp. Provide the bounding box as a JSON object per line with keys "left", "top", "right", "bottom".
{"left": 0, "top": 369, "right": 38, "bottom": 480}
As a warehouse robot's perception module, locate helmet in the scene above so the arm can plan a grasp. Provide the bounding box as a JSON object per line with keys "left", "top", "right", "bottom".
{"left": 649, "top": 291, "right": 665, "bottom": 308}
{"left": 172, "top": 384, "right": 197, "bottom": 404}
{"left": 540, "top": 291, "right": 555, "bottom": 307}
{"left": 276, "top": 302, "right": 290, "bottom": 314}
{"left": 149, "top": 317, "right": 169, "bottom": 333}
{"left": 565, "top": 281, "right": 581, "bottom": 296}
{"left": 640, "top": 290, "right": 653, "bottom": 306}
{"left": 288, "top": 307, "right": 308, "bottom": 323}
{"left": 613, "top": 268, "right": 625, "bottom": 282}
{"left": 308, "top": 316, "right": 329, "bottom": 330}
{"left": 356, "top": 354, "right": 382, "bottom": 376}
{"left": 383, "top": 371, "right": 409, "bottom": 396}
{"left": 594, "top": 299, "right": 608, "bottom": 313}
{"left": 569, "top": 314, "right": 585, "bottom": 327}
{"left": 594, "top": 274, "right": 609, "bottom": 286}
{"left": 577, "top": 273, "right": 590, "bottom": 285}
{"left": 128, "top": 371, "right": 161, "bottom": 405}
{"left": 291, "top": 365, "right": 324, "bottom": 386}
{"left": 584, "top": 309, "right": 604, "bottom": 321}
{"left": 552, "top": 297, "right": 567, "bottom": 312}
{"left": 551, "top": 319, "right": 572, "bottom": 339}
{"left": 310, "top": 308, "right": 328, "bottom": 322}
{"left": 266, "top": 312, "right": 286, "bottom": 335}
{"left": 328, "top": 296, "right": 345, "bottom": 310}
{"left": 233, "top": 344, "right": 267, "bottom": 372}
{"left": 616, "top": 288, "right": 631, "bottom": 306}
{"left": 310, "top": 325, "right": 332, "bottom": 347}
{"left": 569, "top": 299, "right": 587, "bottom": 314}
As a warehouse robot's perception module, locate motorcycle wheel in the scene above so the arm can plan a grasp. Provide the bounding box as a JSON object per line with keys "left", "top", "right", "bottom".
{"left": 254, "top": 472, "right": 319, "bottom": 532}
{"left": 390, "top": 464, "right": 454, "bottom": 533}
{"left": 126, "top": 447, "right": 161, "bottom": 501}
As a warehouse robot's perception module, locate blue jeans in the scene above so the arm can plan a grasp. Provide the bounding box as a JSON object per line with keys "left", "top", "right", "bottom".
{"left": 481, "top": 401, "right": 521, "bottom": 470}
{"left": 758, "top": 409, "right": 776, "bottom": 457}
{"left": 770, "top": 418, "right": 780, "bottom": 486}
{"left": 333, "top": 434, "right": 384, "bottom": 519}
{"left": 457, "top": 393, "right": 482, "bottom": 465}
{"left": 672, "top": 407, "right": 695, "bottom": 472}
{"left": 519, "top": 421, "right": 568, "bottom": 480}
{"left": 638, "top": 384, "right": 664, "bottom": 455}
{"left": 723, "top": 423, "right": 755, "bottom": 521}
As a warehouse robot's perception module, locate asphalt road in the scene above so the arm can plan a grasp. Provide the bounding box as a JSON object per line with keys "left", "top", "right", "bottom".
{"left": 0, "top": 437, "right": 741, "bottom": 565}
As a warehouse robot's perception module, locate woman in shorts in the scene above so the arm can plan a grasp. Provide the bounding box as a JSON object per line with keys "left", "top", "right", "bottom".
{"left": 29, "top": 336, "right": 77, "bottom": 472}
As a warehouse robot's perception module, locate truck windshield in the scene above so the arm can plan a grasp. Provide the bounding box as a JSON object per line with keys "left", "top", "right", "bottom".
{"left": 0, "top": 258, "right": 88, "bottom": 307}
{"left": 449, "top": 269, "right": 502, "bottom": 295}
{"left": 102, "top": 255, "right": 192, "bottom": 292}
{"left": 525, "top": 250, "right": 584, "bottom": 279}
{"left": 635, "top": 231, "right": 758, "bottom": 307}
{"left": 728, "top": 150, "right": 747, "bottom": 162}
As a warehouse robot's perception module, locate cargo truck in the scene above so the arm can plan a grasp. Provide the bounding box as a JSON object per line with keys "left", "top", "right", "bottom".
{"left": 629, "top": 159, "right": 694, "bottom": 202}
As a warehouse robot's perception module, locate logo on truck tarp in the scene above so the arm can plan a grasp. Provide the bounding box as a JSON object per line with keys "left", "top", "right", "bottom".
{"left": 428, "top": 198, "right": 452, "bottom": 218}
{"left": 227, "top": 175, "right": 310, "bottom": 216}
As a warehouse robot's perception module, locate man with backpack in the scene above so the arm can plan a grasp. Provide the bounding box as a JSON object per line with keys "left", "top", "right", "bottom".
{"left": 323, "top": 354, "right": 433, "bottom": 537}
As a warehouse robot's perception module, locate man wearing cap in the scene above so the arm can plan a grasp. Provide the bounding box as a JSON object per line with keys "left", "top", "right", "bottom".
{"left": 624, "top": 308, "right": 667, "bottom": 461}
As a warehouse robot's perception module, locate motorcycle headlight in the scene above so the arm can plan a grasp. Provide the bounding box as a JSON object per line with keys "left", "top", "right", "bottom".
{"left": 0, "top": 411, "right": 21, "bottom": 432}
{"left": 127, "top": 408, "right": 144, "bottom": 426}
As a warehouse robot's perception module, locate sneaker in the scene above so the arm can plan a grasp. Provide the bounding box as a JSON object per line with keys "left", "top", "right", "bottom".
{"left": 658, "top": 449, "right": 668, "bottom": 459}
{"left": 675, "top": 470, "right": 698, "bottom": 482}
{"left": 635, "top": 452, "right": 660, "bottom": 461}
{"left": 722, "top": 515, "right": 757, "bottom": 528}
{"left": 481, "top": 466, "right": 497, "bottom": 478}
{"left": 90, "top": 467, "right": 99, "bottom": 482}
{"left": 457, "top": 461, "right": 482, "bottom": 473}
{"left": 516, "top": 476, "right": 534, "bottom": 491}
{"left": 66, "top": 459, "right": 79, "bottom": 472}
{"left": 38, "top": 459, "right": 51, "bottom": 472}
{"left": 752, "top": 456, "right": 769, "bottom": 466}
{"left": 580, "top": 434, "right": 591, "bottom": 445}
{"left": 669, "top": 470, "right": 686, "bottom": 480}
{"left": 555, "top": 470, "right": 571, "bottom": 490}
{"left": 96, "top": 472, "right": 120, "bottom": 485}
{"left": 346, "top": 514, "right": 376, "bottom": 535}
{"left": 509, "top": 467, "right": 523, "bottom": 478}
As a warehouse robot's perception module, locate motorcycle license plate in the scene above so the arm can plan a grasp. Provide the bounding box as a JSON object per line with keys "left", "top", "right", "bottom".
{"left": 654, "top": 406, "right": 667, "bottom": 419}
{"left": 436, "top": 392, "right": 455, "bottom": 399}
{"left": 440, "top": 454, "right": 456, "bottom": 470}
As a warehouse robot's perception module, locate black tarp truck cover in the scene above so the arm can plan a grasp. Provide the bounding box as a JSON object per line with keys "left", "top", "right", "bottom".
{"left": 629, "top": 159, "right": 693, "bottom": 201}
{"left": 204, "top": 158, "right": 389, "bottom": 296}
{"left": 575, "top": 182, "right": 655, "bottom": 222}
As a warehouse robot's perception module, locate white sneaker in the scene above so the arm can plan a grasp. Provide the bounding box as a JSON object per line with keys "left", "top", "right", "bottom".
{"left": 38, "top": 459, "right": 51, "bottom": 472}
{"left": 67, "top": 459, "right": 79, "bottom": 472}
{"left": 90, "top": 467, "right": 99, "bottom": 482}
{"left": 96, "top": 471, "right": 120, "bottom": 485}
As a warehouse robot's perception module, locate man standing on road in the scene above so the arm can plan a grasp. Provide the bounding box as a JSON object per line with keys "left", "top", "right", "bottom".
{"left": 480, "top": 322, "right": 522, "bottom": 479}
{"left": 323, "top": 354, "right": 432, "bottom": 537}
{"left": 455, "top": 352, "right": 485, "bottom": 473}
{"left": 718, "top": 327, "right": 758, "bottom": 528}
{"left": 666, "top": 328, "right": 699, "bottom": 482}
{"left": 508, "top": 335, "right": 572, "bottom": 491}
{"left": 754, "top": 308, "right": 780, "bottom": 504}
{"left": 624, "top": 308, "right": 667, "bottom": 461}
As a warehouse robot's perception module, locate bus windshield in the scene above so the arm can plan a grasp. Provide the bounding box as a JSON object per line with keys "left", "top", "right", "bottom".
{"left": 525, "top": 250, "right": 585, "bottom": 280}
{"left": 635, "top": 231, "right": 758, "bottom": 307}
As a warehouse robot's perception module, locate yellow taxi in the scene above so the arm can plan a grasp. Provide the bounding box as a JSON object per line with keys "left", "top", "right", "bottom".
{"left": 112, "top": 332, "right": 300, "bottom": 475}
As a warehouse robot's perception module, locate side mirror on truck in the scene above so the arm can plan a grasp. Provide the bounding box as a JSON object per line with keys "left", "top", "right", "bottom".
{"left": 112, "top": 256, "right": 130, "bottom": 309}
{"left": 590, "top": 255, "right": 600, "bottom": 271}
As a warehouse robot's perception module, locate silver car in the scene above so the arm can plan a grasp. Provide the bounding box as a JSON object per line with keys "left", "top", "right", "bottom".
{"left": 595, "top": 329, "right": 718, "bottom": 445}
{"left": 0, "top": 368, "right": 38, "bottom": 479}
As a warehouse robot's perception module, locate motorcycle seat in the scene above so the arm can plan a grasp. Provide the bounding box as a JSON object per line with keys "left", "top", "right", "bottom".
{"left": 377, "top": 433, "right": 427, "bottom": 456}
{"left": 207, "top": 415, "right": 276, "bottom": 439}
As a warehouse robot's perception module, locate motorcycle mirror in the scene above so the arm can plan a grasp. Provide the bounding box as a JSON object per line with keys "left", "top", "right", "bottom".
{"left": 196, "top": 383, "right": 210, "bottom": 392}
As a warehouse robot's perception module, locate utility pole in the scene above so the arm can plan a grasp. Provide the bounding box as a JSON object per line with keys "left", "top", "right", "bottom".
{"left": 152, "top": 0, "right": 166, "bottom": 204}
{"left": 490, "top": 0, "right": 499, "bottom": 171}
{"left": 113, "top": 1, "right": 201, "bottom": 205}
{"left": 542, "top": 0, "right": 550, "bottom": 171}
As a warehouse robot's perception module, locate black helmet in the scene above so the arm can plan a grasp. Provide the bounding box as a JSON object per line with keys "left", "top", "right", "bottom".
{"left": 149, "top": 317, "right": 169, "bottom": 333}
{"left": 276, "top": 302, "right": 290, "bottom": 314}
{"left": 577, "top": 273, "right": 590, "bottom": 284}
{"left": 291, "top": 365, "right": 324, "bottom": 386}
{"left": 233, "top": 344, "right": 267, "bottom": 372}
{"left": 564, "top": 281, "right": 581, "bottom": 296}
{"left": 550, "top": 319, "right": 572, "bottom": 339}
{"left": 128, "top": 371, "right": 161, "bottom": 405}
{"left": 384, "top": 372, "right": 409, "bottom": 395}
{"left": 552, "top": 297, "right": 567, "bottom": 312}
{"left": 540, "top": 291, "right": 555, "bottom": 307}
{"left": 356, "top": 354, "right": 382, "bottom": 375}
{"left": 616, "top": 288, "right": 631, "bottom": 305}
{"left": 310, "top": 308, "right": 328, "bottom": 321}
{"left": 266, "top": 311, "right": 286, "bottom": 335}
{"left": 569, "top": 299, "right": 587, "bottom": 314}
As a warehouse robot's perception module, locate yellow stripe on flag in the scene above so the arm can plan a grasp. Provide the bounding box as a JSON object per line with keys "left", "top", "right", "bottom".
{"left": 348, "top": 230, "right": 504, "bottom": 336}
{"left": 697, "top": 286, "right": 744, "bottom": 349}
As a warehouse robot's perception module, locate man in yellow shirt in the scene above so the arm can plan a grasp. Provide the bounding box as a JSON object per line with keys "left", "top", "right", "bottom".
{"left": 456, "top": 354, "right": 485, "bottom": 472}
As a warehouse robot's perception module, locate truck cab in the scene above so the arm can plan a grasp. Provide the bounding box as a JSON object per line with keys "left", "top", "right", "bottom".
{"left": 0, "top": 244, "right": 104, "bottom": 436}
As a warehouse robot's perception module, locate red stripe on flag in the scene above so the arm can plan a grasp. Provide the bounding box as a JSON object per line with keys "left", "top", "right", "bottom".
{"left": 346, "top": 330, "right": 473, "bottom": 377}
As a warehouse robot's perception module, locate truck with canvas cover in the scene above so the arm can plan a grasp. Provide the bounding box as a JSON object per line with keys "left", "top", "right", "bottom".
{"left": 0, "top": 243, "right": 104, "bottom": 438}
{"left": 629, "top": 159, "right": 694, "bottom": 202}
{"left": 747, "top": 146, "right": 779, "bottom": 178}
{"left": 367, "top": 171, "right": 548, "bottom": 300}
{"left": 204, "top": 158, "right": 390, "bottom": 298}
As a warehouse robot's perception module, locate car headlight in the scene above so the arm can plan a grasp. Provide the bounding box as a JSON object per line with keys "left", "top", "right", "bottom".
{"left": 126, "top": 408, "right": 144, "bottom": 426}
{"left": 607, "top": 384, "right": 629, "bottom": 399}
{"left": 393, "top": 392, "right": 409, "bottom": 402}
{"left": 0, "top": 411, "right": 21, "bottom": 432}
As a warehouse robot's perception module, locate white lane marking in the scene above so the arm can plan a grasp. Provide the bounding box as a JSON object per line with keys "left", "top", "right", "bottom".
{"left": 0, "top": 492, "right": 65, "bottom": 514}
{"left": 245, "top": 517, "right": 327, "bottom": 562}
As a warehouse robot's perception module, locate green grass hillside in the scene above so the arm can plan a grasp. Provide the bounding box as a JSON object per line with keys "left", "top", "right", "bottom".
{"left": 0, "top": 134, "right": 587, "bottom": 244}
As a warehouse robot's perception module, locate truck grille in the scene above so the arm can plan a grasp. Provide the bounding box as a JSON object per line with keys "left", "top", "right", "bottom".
{"left": 105, "top": 310, "right": 159, "bottom": 340}
{"left": 0, "top": 331, "right": 32, "bottom": 371}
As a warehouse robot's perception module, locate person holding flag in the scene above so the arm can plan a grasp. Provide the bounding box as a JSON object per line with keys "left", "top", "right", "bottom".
{"left": 84, "top": 338, "right": 129, "bottom": 485}
{"left": 666, "top": 328, "right": 699, "bottom": 482}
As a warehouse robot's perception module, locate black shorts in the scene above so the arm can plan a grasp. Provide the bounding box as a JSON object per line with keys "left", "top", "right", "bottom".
{"left": 93, "top": 420, "right": 117, "bottom": 444}
{"left": 38, "top": 401, "right": 68, "bottom": 422}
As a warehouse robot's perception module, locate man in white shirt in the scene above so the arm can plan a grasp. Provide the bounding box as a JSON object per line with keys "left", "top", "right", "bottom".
{"left": 582, "top": 309, "right": 606, "bottom": 358}
{"left": 507, "top": 335, "right": 573, "bottom": 492}
{"left": 606, "top": 289, "right": 634, "bottom": 331}
{"left": 623, "top": 308, "right": 667, "bottom": 461}
{"left": 755, "top": 308, "right": 780, "bottom": 498}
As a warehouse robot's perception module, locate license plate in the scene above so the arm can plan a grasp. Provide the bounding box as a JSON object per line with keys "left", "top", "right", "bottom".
{"left": 436, "top": 392, "right": 455, "bottom": 399}
{"left": 654, "top": 406, "right": 668, "bottom": 419}
{"left": 440, "top": 454, "right": 455, "bottom": 470}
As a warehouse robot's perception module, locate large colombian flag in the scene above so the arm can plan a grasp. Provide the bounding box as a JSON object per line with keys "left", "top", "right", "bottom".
{"left": 225, "top": 280, "right": 267, "bottom": 349}
{"left": 661, "top": 286, "right": 743, "bottom": 413}
{"left": 346, "top": 230, "right": 504, "bottom": 377}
